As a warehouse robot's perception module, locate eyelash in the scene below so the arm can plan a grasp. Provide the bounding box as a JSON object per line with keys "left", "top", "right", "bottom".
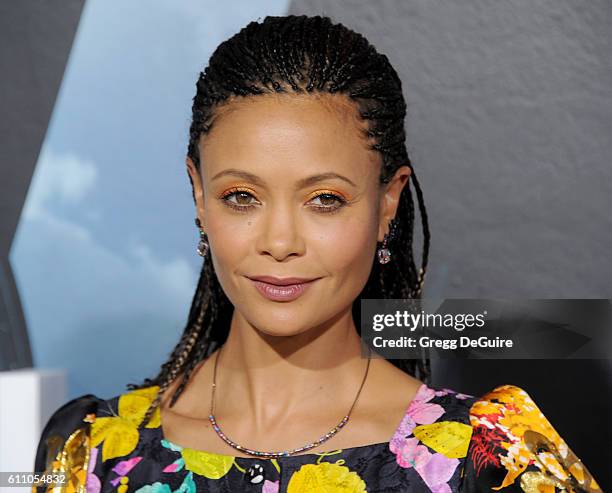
{"left": 219, "top": 188, "right": 348, "bottom": 214}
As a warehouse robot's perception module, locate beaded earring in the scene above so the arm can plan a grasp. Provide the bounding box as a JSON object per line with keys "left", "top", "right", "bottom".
{"left": 195, "top": 217, "right": 209, "bottom": 257}
{"left": 377, "top": 218, "right": 398, "bottom": 264}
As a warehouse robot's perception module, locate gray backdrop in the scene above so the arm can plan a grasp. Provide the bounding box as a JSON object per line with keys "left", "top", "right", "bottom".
{"left": 286, "top": 1, "right": 612, "bottom": 486}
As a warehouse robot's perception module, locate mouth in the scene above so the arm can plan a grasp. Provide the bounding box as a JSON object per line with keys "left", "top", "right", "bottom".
{"left": 245, "top": 276, "right": 320, "bottom": 302}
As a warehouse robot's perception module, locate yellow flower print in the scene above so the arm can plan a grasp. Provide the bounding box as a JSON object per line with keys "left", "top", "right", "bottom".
{"left": 181, "top": 449, "right": 235, "bottom": 480}
{"left": 412, "top": 421, "right": 473, "bottom": 459}
{"left": 286, "top": 462, "right": 367, "bottom": 492}
{"left": 470, "top": 385, "right": 601, "bottom": 492}
{"left": 90, "top": 386, "right": 161, "bottom": 462}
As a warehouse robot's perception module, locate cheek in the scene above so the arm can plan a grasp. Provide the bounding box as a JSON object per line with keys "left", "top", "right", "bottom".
{"left": 317, "top": 215, "right": 377, "bottom": 283}
{"left": 205, "top": 216, "right": 253, "bottom": 291}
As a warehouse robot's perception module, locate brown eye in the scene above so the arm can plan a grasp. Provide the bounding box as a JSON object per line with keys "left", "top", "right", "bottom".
{"left": 309, "top": 193, "right": 347, "bottom": 213}
{"left": 222, "top": 190, "right": 256, "bottom": 206}
{"left": 313, "top": 194, "right": 339, "bottom": 206}
{"left": 233, "top": 191, "right": 254, "bottom": 205}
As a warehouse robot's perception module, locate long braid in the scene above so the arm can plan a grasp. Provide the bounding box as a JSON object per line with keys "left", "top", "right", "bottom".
{"left": 168, "top": 293, "right": 214, "bottom": 408}
{"left": 135, "top": 302, "right": 205, "bottom": 429}
{"left": 130, "top": 261, "right": 219, "bottom": 429}
{"left": 127, "top": 14, "right": 433, "bottom": 417}
{"left": 410, "top": 170, "right": 430, "bottom": 295}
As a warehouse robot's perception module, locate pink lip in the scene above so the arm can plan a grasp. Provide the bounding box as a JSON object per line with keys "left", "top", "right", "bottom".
{"left": 247, "top": 278, "right": 319, "bottom": 301}
{"left": 247, "top": 275, "right": 318, "bottom": 285}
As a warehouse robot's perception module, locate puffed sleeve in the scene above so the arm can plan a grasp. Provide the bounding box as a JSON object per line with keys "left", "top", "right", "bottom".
{"left": 32, "top": 394, "right": 102, "bottom": 493}
{"left": 459, "top": 384, "right": 601, "bottom": 492}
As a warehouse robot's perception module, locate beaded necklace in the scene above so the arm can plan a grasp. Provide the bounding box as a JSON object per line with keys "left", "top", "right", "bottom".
{"left": 208, "top": 343, "right": 372, "bottom": 459}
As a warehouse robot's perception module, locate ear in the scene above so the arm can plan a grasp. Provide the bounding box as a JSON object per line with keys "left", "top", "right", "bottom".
{"left": 378, "top": 165, "right": 412, "bottom": 241}
{"left": 186, "top": 156, "right": 206, "bottom": 229}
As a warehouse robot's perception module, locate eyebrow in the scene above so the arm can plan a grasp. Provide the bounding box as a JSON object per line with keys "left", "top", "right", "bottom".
{"left": 211, "top": 168, "right": 358, "bottom": 188}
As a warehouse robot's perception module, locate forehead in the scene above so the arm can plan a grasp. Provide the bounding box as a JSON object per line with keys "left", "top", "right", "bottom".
{"left": 199, "top": 93, "right": 380, "bottom": 179}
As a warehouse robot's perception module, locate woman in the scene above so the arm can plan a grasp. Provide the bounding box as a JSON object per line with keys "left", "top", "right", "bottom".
{"left": 33, "top": 15, "right": 600, "bottom": 493}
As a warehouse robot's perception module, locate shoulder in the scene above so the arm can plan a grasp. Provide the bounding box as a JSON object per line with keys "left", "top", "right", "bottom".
{"left": 88, "top": 385, "right": 162, "bottom": 462}
{"left": 34, "top": 393, "right": 102, "bottom": 469}
{"left": 33, "top": 393, "right": 105, "bottom": 492}
{"left": 34, "top": 385, "right": 163, "bottom": 491}
{"left": 461, "top": 384, "right": 601, "bottom": 492}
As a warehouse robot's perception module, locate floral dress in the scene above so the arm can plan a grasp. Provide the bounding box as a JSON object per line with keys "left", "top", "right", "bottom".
{"left": 32, "top": 382, "right": 601, "bottom": 492}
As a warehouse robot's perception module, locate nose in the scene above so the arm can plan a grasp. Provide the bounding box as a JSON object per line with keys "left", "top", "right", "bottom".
{"left": 254, "top": 207, "right": 306, "bottom": 261}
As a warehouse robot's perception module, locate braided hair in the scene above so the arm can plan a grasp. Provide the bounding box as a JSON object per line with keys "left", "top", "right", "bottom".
{"left": 127, "top": 14, "right": 431, "bottom": 429}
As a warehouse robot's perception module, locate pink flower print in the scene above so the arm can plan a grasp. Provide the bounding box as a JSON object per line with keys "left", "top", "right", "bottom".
{"left": 413, "top": 384, "right": 437, "bottom": 403}
{"left": 262, "top": 479, "right": 279, "bottom": 493}
{"left": 162, "top": 458, "right": 184, "bottom": 473}
{"left": 86, "top": 446, "right": 101, "bottom": 493}
{"left": 396, "top": 437, "right": 431, "bottom": 469}
{"left": 390, "top": 413, "right": 416, "bottom": 453}
{"left": 390, "top": 385, "right": 445, "bottom": 454}
{"left": 409, "top": 385, "right": 445, "bottom": 423}
{"left": 389, "top": 385, "right": 460, "bottom": 491}
{"left": 396, "top": 437, "right": 459, "bottom": 492}
{"left": 454, "top": 392, "right": 472, "bottom": 400}
{"left": 415, "top": 452, "right": 459, "bottom": 492}
{"left": 410, "top": 398, "right": 445, "bottom": 424}
{"left": 431, "top": 485, "right": 452, "bottom": 493}
{"left": 434, "top": 389, "right": 452, "bottom": 397}
{"left": 434, "top": 388, "right": 473, "bottom": 400}
{"left": 110, "top": 456, "right": 143, "bottom": 487}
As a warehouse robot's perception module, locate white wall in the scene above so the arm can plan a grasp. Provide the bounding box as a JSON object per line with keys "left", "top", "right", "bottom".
{"left": 0, "top": 369, "right": 66, "bottom": 492}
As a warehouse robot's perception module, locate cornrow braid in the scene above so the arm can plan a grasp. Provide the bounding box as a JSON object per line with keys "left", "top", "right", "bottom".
{"left": 127, "top": 14, "right": 431, "bottom": 427}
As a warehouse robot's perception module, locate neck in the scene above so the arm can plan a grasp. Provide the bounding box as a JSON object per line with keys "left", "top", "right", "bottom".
{"left": 212, "top": 308, "right": 370, "bottom": 430}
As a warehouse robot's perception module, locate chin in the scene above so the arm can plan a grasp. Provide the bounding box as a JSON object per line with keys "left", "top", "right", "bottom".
{"left": 246, "top": 310, "right": 317, "bottom": 338}
{"left": 257, "top": 327, "right": 310, "bottom": 338}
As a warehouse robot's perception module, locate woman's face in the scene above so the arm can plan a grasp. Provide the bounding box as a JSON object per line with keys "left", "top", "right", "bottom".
{"left": 186, "top": 93, "right": 410, "bottom": 337}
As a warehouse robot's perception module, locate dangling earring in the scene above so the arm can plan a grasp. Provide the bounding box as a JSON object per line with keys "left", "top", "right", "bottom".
{"left": 195, "top": 217, "right": 209, "bottom": 257}
{"left": 377, "top": 218, "right": 397, "bottom": 264}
